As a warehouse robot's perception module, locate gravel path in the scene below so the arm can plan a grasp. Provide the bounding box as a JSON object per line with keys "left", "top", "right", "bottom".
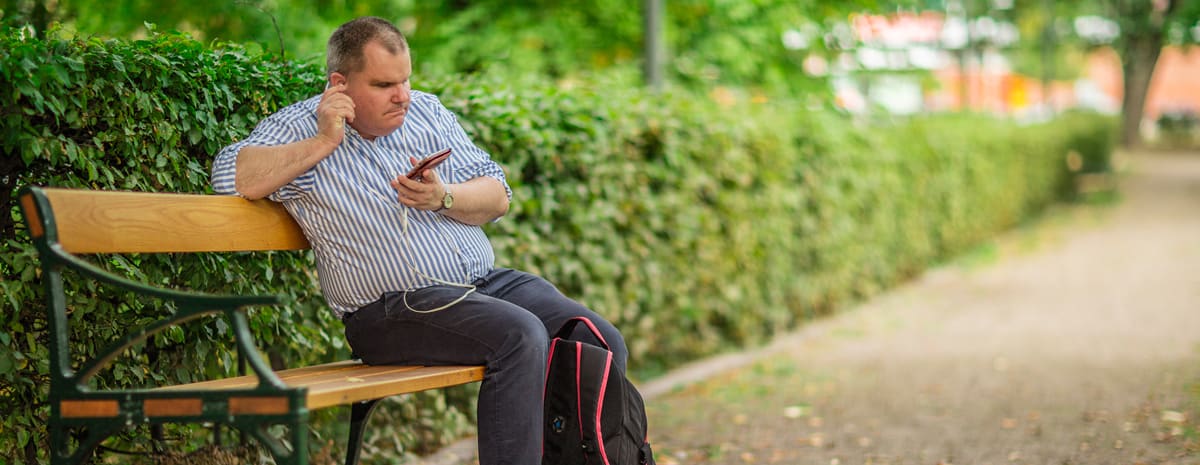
{"left": 642, "top": 150, "right": 1200, "bottom": 465}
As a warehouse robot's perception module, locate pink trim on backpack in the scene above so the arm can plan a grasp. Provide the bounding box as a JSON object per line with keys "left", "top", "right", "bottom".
{"left": 596, "top": 350, "right": 613, "bottom": 465}
{"left": 573, "top": 317, "right": 610, "bottom": 349}
{"left": 575, "top": 342, "right": 585, "bottom": 441}
{"left": 545, "top": 339, "right": 560, "bottom": 390}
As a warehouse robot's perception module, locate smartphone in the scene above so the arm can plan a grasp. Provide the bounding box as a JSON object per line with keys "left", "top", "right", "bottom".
{"left": 406, "top": 148, "right": 452, "bottom": 181}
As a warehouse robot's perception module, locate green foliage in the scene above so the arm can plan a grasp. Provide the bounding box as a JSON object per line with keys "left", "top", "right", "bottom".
{"left": 405, "top": 0, "right": 879, "bottom": 95}
{"left": 666, "top": 0, "right": 826, "bottom": 94}
{"left": 1156, "top": 109, "right": 1199, "bottom": 149}
{"left": 423, "top": 73, "right": 1097, "bottom": 374}
{"left": 1, "top": 29, "right": 1109, "bottom": 464}
{"left": 1056, "top": 109, "right": 1119, "bottom": 173}
{"left": 5, "top": 0, "right": 907, "bottom": 96}
{"left": 1, "top": 0, "right": 407, "bottom": 60}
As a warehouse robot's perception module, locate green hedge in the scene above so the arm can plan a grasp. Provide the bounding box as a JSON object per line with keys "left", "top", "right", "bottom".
{"left": 0, "top": 29, "right": 1111, "bottom": 464}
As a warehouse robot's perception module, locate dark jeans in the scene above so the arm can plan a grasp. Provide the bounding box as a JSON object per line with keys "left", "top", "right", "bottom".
{"left": 342, "top": 268, "right": 628, "bottom": 465}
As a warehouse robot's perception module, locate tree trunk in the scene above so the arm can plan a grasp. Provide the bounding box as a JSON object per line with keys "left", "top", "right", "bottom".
{"left": 1111, "top": 0, "right": 1183, "bottom": 149}
{"left": 1118, "top": 33, "right": 1164, "bottom": 148}
{"left": 1039, "top": 0, "right": 1055, "bottom": 114}
{"left": 31, "top": 0, "right": 49, "bottom": 34}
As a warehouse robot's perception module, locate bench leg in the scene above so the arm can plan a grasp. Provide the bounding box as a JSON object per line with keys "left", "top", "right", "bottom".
{"left": 238, "top": 416, "right": 309, "bottom": 465}
{"left": 345, "top": 399, "right": 382, "bottom": 465}
{"left": 49, "top": 421, "right": 123, "bottom": 465}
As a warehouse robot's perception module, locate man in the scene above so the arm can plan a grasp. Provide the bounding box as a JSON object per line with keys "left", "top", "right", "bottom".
{"left": 211, "top": 16, "right": 627, "bottom": 465}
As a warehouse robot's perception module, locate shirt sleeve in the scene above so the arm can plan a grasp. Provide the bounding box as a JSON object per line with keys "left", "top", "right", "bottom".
{"left": 210, "top": 101, "right": 319, "bottom": 201}
{"left": 431, "top": 96, "right": 513, "bottom": 201}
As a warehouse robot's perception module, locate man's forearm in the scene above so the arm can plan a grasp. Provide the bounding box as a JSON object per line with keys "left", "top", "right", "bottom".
{"left": 442, "top": 177, "right": 510, "bottom": 226}
{"left": 235, "top": 137, "right": 338, "bottom": 200}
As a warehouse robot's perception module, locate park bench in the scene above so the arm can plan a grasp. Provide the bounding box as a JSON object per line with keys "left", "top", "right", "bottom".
{"left": 18, "top": 186, "right": 485, "bottom": 465}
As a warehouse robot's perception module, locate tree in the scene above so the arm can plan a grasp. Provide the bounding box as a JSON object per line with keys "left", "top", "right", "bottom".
{"left": 1017, "top": 0, "right": 1200, "bottom": 147}
{"left": 1104, "top": 0, "right": 1200, "bottom": 147}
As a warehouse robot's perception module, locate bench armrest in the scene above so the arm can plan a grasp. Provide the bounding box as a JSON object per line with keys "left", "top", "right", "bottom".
{"left": 53, "top": 248, "right": 288, "bottom": 392}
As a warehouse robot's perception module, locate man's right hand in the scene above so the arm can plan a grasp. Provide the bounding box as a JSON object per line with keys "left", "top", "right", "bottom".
{"left": 232, "top": 84, "right": 355, "bottom": 200}
{"left": 317, "top": 82, "right": 356, "bottom": 146}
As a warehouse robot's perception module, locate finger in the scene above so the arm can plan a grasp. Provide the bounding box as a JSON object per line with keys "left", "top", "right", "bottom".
{"left": 389, "top": 180, "right": 413, "bottom": 204}
{"left": 317, "top": 97, "right": 350, "bottom": 134}
{"left": 392, "top": 173, "right": 423, "bottom": 191}
{"left": 323, "top": 82, "right": 348, "bottom": 97}
{"left": 420, "top": 169, "right": 442, "bottom": 185}
{"left": 320, "top": 85, "right": 354, "bottom": 114}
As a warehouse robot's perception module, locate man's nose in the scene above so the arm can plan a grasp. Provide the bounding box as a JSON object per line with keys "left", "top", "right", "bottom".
{"left": 394, "top": 86, "right": 410, "bottom": 102}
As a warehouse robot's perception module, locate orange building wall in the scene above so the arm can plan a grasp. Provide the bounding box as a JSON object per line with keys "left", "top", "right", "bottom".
{"left": 1078, "top": 46, "right": 1200, "bottom": 120}
{"left": 925, "top": 46, "right": 1200, "bottom": 120}
{"left": 1145, "top": 46, "right": 1200, "bottom": 119}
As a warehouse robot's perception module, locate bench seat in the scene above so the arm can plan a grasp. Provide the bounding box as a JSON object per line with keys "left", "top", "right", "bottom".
{"left": 156, "top": 362, "right": 484, "bottom": 410}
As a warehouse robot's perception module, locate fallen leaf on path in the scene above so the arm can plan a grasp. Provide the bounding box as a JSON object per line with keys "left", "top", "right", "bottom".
{"left": 783, "top": 405, "right": 808, "bottom": 419}
{"left": 1161, "top": 410, "right": 1186, "bottom": 423}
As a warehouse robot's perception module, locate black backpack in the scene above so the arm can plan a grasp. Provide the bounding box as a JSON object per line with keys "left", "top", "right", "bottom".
{"left": 543, "top": 317, "right": 655, "bottom": 465}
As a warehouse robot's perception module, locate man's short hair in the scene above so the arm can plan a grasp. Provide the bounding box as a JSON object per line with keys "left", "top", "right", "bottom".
{"left": 327, "top": 17, "right": 409, "bottom": 76}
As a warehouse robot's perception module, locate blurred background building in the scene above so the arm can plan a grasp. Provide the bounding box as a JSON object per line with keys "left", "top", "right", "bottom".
{"left": 816, "top": 8, "right": 1200, "bottom": 135}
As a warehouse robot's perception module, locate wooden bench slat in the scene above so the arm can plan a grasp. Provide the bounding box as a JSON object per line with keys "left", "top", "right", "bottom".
{"left": 307, "top": 365, "right": 484, "bottom": 409}
{"left": 43, "top": 189, "right": 309, "bottom": 253}
{"left": 272, "top": 365, "right": 433, "bottom": 390}
{"left": 153, "top": 361, "right": 484, "bottom": 410}
{"left": 155, "top": 360, "right": 376, "bottom": 391}
{"left": 60, "top": 399, "right": 120, "bottom": 418}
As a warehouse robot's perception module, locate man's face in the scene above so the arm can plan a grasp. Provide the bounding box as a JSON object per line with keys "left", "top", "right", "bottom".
{"left": 334, "top": 40, "right": 413, "bottom": 140}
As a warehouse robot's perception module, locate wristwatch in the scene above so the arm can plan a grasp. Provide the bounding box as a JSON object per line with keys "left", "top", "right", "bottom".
{"left": 435, "top": 186, "right": 454, "bottom": 212}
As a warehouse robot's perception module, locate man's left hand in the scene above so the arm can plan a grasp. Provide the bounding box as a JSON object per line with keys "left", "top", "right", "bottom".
{"left": 390, "top": 166, "right": 446, "bottom": 212}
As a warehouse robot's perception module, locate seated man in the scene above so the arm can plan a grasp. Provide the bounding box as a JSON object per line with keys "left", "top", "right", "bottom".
{"left": 210, "top": 16, "right": 627, "bottom": 465}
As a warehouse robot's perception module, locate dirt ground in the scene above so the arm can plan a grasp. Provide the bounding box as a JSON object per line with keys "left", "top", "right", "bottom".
{"left": 640, "top": 150, "right": 1200, "bottom": 465}
{"left": 424, "top": 150, "right": 1200, "bottom": 465}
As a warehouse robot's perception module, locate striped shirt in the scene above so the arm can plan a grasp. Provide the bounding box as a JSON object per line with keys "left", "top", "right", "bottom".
{"left": 211, "top": 90, "right": 511, "bottom": 318}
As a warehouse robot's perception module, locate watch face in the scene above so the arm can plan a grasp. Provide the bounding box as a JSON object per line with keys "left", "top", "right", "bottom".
{"left": 442, "top": 191, "right": 454, "bottom": 209}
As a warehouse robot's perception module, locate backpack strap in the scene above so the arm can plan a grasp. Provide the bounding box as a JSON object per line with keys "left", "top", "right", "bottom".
{"left": 552, "top": 317, "right": 611, "bottom": 351}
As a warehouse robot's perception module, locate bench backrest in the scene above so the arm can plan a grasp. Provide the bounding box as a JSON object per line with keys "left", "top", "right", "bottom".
{"left": 20, "top": 187, "right": 309, "bottom": 254}
{"left": 18, "top": 186, "right": 312, "bottom": 390}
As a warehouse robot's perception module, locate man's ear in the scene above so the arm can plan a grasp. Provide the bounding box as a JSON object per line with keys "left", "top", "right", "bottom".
{"left": 328, "top": 72, "right": 348, "bottom": 87}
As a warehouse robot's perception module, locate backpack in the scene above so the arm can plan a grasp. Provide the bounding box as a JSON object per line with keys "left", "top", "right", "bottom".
{"left": 543, "top": 317, "right": 656, "bottom": 465}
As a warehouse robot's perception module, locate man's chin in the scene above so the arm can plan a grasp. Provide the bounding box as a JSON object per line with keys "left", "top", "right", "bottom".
{"left": 356, "top": 123, "right": 403, "bottom": 140}
{"left": 386, "top": 112, "right": 407, "bottom": 127}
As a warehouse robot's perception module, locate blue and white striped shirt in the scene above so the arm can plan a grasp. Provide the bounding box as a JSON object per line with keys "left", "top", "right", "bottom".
{"left": 211, "top": 90, "right": 511, "bottom": 317}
